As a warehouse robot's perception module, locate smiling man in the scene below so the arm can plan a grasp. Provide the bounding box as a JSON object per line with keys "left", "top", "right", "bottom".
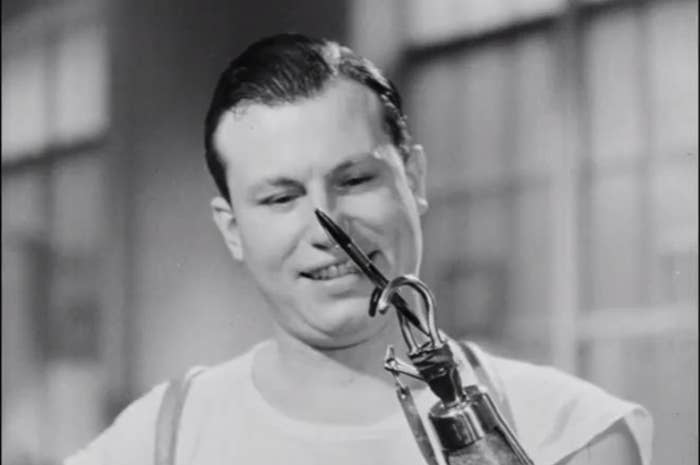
{"left": 65, "top": 33, "right": 652, "bottom": 465}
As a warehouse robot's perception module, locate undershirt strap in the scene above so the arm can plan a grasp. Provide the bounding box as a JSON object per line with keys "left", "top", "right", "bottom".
{"left": 154, "top": 368, "right": 203, "bottom": 465}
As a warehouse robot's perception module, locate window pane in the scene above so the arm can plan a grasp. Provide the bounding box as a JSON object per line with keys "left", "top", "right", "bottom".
{"left": 651, "top": 162, "right": 698, "bottom": 250}
{"left": 584, "top": 170, "right": 646, "bottom": 309}
{"left": 651, "top": 159, "right": 698, "bottom": 304}
{"left": 54, "top": 22, "right": 108, "bottom": 144}
{"left": 647, "top": 0, "right": 699, "bottom": 157}
{"left": 1, "top": 45, "right": 51, "bottom": 159}
{"left": 1, "top": 170, "right": 46, "bottom": 240}
{"left": 511, "top": 29, "right": 561, "bottom": 179}
{"left": 583, "top": 7, "right": 647, "bottom": 165}
{"left": 458, "top": 43, "right": 512, "bottom": 188}
{"left": 50, "top": 153, "right": 104, "bottom": 253}
{"left": 1, "top": 171, "right": 48, "bottom": 463}
{"left": 510, "top": 184, "right": 552, "bottom": 324}
{"left": 406, "top": 0, "right": 564, "bottom": 45}
{"left": 1, "top": 170, "right": 46, "bottom": 377}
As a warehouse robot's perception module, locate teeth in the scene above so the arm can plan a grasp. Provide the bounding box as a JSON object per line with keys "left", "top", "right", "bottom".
{"left": 304, "top": 252, "right": 379, "bottom": 281}
{"left": 309, "top": 260, "right": 359, "bottom": 281}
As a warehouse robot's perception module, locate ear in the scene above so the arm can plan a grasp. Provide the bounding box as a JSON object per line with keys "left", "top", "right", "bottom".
{"left": 211, "top": 196, "right": 244, "bottom": 261}
{"left": 404, "top": 144, "right": 429, "bottom": 215}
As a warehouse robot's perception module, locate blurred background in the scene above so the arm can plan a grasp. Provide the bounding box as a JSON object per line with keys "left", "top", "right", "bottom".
{"left": 1, "top": 0, "right": 697, "bottom": 463}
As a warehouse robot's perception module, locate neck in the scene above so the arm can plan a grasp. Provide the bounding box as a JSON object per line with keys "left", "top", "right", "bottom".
{"left": 252, "top": 315, "right": 424, "bottom": 424}
{"left": 273, "top": 318, "right": 408, "bottom": 387}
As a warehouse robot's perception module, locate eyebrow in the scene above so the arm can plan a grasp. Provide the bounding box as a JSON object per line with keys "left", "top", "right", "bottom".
{"left": 247, "top": 151, "right": 381, "bottom": 197}
{"left": 331, "top": 152, "right": 378, "bottom": 173}
{"left": 248, "top": 177, "right": 301, "bottom": 198}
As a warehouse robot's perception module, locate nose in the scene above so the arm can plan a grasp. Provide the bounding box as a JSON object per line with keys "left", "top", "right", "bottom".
{"left": 308, "top": 208, "right": 347, "bottom": 251}
{"left": 306, "top": 190, "right": 346, "bottom": 251}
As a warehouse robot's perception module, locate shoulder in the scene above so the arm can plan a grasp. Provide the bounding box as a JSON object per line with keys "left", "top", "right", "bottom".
{"left": 63, "top": 344, "right": 260, "bottom": 465}
{"left": 63, "top": 381, "right": 169, "bottom": 465}
{"left": 557, "top": 418, "right": 642, "bottom": 465}
{"left": 177, "top": 345, "right": 256, "bottom": 422}
{"left": 482, "top": 351, "right": 652, "bottom": 465}
{"left": 186, "top": 346, "right": 255, "bottom": 399}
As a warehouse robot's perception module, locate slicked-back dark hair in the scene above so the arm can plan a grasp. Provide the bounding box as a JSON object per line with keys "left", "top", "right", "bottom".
{"left": 204, "top": 33, "right": 411, "bottom": 202}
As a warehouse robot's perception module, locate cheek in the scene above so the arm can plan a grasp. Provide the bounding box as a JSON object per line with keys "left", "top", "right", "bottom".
{"left": 237, "top": 211, "right": 301, "bottom": 271}
{"left": 373, "top": 188, "right": 422, "bottom": 263}
{"left": 375, "top": 188, "right": 419, "bottom": 233}
{"left": 346, "top": 188, "right": 420, "bottom": 254}
{"left": 344, "top": 184, "right": 408, "bottom": 221}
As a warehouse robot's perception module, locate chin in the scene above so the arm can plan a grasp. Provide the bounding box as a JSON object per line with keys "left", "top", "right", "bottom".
{"left": 303, "top": 297, "right": 388, "bottom": 348}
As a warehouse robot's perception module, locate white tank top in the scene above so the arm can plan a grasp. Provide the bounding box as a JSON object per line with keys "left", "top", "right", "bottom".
{"left": 64, "top": 340, "right": 652, "bottom": 465}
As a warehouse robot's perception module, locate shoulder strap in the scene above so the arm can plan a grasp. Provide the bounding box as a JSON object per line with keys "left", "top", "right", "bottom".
{"left": 452, "top": 340, "right": 519, "bottom": 435}
{"left": 154, "top": 369, "right": 202, "bottom": 465}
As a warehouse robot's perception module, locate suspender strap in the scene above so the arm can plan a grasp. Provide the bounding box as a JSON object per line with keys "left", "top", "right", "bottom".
{"left": 395, "top": 380, "right": 442, "bottom": 465}
{"left": 154, "top": 369, "right": 202, "bottom": 465}
{"left": 455, "top": 341, "right": 518, "bottom": 436}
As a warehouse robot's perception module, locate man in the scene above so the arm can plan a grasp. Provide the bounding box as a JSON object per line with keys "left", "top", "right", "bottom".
{"left": 65, "top": 33, "right": 651, "bottom": 464}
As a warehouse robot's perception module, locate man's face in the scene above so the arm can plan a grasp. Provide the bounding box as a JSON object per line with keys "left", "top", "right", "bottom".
{"left": 211, "top": 79, "right": 427, "bottom": 348}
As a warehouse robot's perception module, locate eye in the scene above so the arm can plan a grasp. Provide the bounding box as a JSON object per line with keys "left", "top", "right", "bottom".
{"left": 260, "top": 193, "right": 297, "bottom": 206}
{"left": 341, "top": 173, "right": 376, "bottom": 188}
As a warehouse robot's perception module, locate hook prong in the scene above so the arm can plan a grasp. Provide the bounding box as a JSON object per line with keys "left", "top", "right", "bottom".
{"left": 384, "top": 345, "right": 423, "bottom": 380}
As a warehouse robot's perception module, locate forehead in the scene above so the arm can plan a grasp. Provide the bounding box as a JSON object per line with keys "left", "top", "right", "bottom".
{"left": 212, "top": 79, "right": 390, "bottom": 189}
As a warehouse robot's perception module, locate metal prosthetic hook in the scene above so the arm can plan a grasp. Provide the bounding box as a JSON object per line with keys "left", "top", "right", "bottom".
{"left": 373, "top": 274, "right": 443, "bottom": 355}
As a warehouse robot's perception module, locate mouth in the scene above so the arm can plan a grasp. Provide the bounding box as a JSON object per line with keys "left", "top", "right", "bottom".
{"left": 300, "top": 251, "right": 380, "bottom": 282}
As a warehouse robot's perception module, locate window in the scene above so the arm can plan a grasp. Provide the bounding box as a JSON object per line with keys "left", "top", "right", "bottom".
{"left": 2, "top": 1, "right": 109, "bottom": 462}
{"left": 352, "top": 0, "right": 697, "bottom": 461}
